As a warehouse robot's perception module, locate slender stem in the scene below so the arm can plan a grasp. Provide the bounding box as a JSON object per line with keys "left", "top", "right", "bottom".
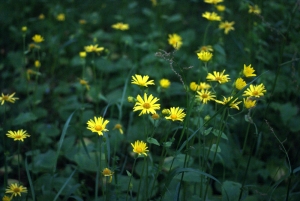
{"left": 18, "top": 141, "right": 21, "bottom": 182}
{"left": 126, "top": 157, "right": 138, "bottom": 201}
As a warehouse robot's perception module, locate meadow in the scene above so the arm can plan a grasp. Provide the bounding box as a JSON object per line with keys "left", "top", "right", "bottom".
{"left": 0, "top": 0, "right": 300, "bottom": 200}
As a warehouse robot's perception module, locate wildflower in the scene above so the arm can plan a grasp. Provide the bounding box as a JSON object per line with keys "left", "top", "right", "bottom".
{"left": 159, "top": 79, "right": 171, "bottom": 89}
{"left": 151, "top": 0, "right": 157, "bottom": 6}
{"left": 79, "top": 51, "right": 87, "bottom": 58}
{"left": 131, "top": 140, "right": 149, "bottom": 156}
{"left": 190, "top": 82, "right": 211, "bottom": 91}
{"left": 243, "top": 84, "right": 266, "bottom": 98}
{"left": 216, "top": 5, "right": 226, "bottom": 12}
{"left": 102, "top": 168, "right": 114, "bottom": 183}
{"left": 133, "top": 93, "right": 160, "bottom": 116}
{"left": 198, "top": 45, "right": 213, "bottom": 52}
{"left": 2, "top": 195, "right": 11, "bottom": 201}
{"left": 86, "top": 116, "right": 109, "bottom": 136}
{"left": 32, "top": 34, "right": 44, "bottom": 43}
{"left": 38, "top": 14, "right": 45, "bottom": 20}
{"left": 168, "top": 33, "right": 183, "bottom": 49}
{"left": 131, "top": 74, "right": 155, "bottom": 87}
{"left": 243, "top": 64, "right": 256, "bottom": 77}
{"left": 243, "top": 98, "right": 256, "bottom": 109}
{"left": 84, "top": 44, "right": 104, "bottom": 53}
{"left": 196, "top": 90, "right": 216, "bottom": 104}
{"left": 249, "top": 4, "right": 261, "bottom": 14}
{"left": 56, "top": 13, "right": 65, "bottom": 21}
{"left": 5, "top": 183, "right": 27, "bottom": 197}
{"left": 6, "top": 130, "right": 30, "bottom": 142}
{"left": 0, "top": 92, "right": 19, "bottom": 105}
{"left": 79, "top": 79, "right": 90, "bottom": 90}
{"left": 197, "top": 51, "right": 213, "bottom": 62}
{"left": 79, "top": 19, "right": 87, "bottom": 24}
{"left": 113, "top": 124, "right": 124, "bottom": 134}
{"left": 111, "top": 22, "right": 129, "bottom": 30}
{"left": 235, "top": 78, "right": 246, "bottom": 90}
{"left": 21, "top": 26, "right": 27, "bottom": 32}
{"left": 26, "top": 69, "right": 40, "bottom": 81}
{"left": 202, "top": 12, "right": 221, "bottom": 21}
{"left": 165, "top": 107, "right": 186, "bottom": 122}
{"left": 127, "top": 96, "right": 135, "bottom": 103}
{"left": 215, "top": 96, "right": 242, "bottom": 110}
{"left": 162, "top": 109, "right": 170, "bottom": 115}
{"left": 219, "top": 21, "right": 235, "bottom": 34}
{"left": 35, "top": 60, "right": 41, "bottom": 68}
{"left": 204, "top": 0, "right": 223, "bottom": 4}
{"left": 152, "top": 113, "right": 160, "bottom": 120}
{"left": 206, "top": 70, "right": 230, "bottom": 84}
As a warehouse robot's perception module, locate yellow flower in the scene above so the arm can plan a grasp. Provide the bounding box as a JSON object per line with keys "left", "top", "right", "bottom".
{"left": 159, "top": 79, "right": 171, "bottom": 89}
{"left": 215, "top": 96, "right": 242, "bottom": 110}
{"left": 102, "top": 168, "right": 114, "bottom": 183}
{"left": 5, "top": 183, "right": 27, "bottom": 197}
{"left": 243, "top": 64, "right": 256, "bottom": 77}
{"left": 0, "top": 92, "right": 19, "bottom": 105}
{"left": 165, "top": 107, "right": 186, "bottom": 122}
{"left": 79, "top": 79, "right": 90, "bottom": 90}
{"left": 202, "top": 12, "right": 221, "bottom": 21}
{"left": 6, "top": 130, "right": 30, "bottom": 142}
{"left": 26, "top": 69, "right": 40, "bottom": 81}
{"left": 131, "top": 140, "right": 149, "bottom": 156}
{"left": 216, "top": 5, "right": 226, "bottom": 12}
{"left": 151, "top": 113, "right": 160, "bottom": 120}
{"left": 133, "top": 93, "right": 160, "bottom": 116}
{"left": 21, "top": 26, "right": 27, "bottom": 32}
{"left": 206, "top": 70, "right": 230, "bottom": 84}
{"left": 35, "top": 60, "right": 41, "bottom": 68}
{"left": 197, "top": 51, "right": 213, "bottom": 62}
{"left": 243, "top": 98, "right": 256, "bottom": 109}
{"left": 204, "top": 0, "right": 223, "bottom": 4}
{"left": 196, "top": 90, "right": 216, "bottom": 104}
{"left": 2, "top": 195, "right": 12, "bottom": 201}
{"left": 151, "top": 0, "right": 157, "bottom": 6}
{"left": 113, "top": 124, "right": 124, "bottom": 134}
{"left": 79, "top": 51, "right": 87, "bottom": 58}
{"left": 57, "top": 13, "right": 65, "bottom": 21}
{"left": 235, "top": 78, "right": 247, "bottom": 90}
{"left": 131, "top": 74, "right": 155, "bottom": 87}
{"left": 79, "top": 19, "right": 87, "bottom": 24}
{"left": 198, "top": 45, "right": 213, "bottom": 52}
{"left": 162, "top": 109, "right": 170, "bottom": 115}
{"left": 190, "top": 82, "right": 211, "bottom": 91}
{"left": 249, "top": 5, "right": 261, "bottom": 14}
{"left": 243, "top": 84, "right": 266, "bottom": 98}
{"left": 84, "top": 44, "right": 104, "bottom": 53}
{"left": 219, "top": 21, "right": 235, "bottom": 34}
{"left": 86, "top": 116, "right": 109, "bottom": 136}
{"left": 32, "top": 34, "right": 44, "bottom": 43}
{"left": 38, "top": 14, "right": 45, "bottom": 20}
{"left": 168, "top": 33, "right": 183, "bottom": 49}
{"left": 111, "top": 22, "right": 129, "bottom": 30}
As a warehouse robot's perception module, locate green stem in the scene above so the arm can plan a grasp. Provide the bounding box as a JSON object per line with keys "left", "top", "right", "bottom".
{"left": 126, "top": 157, "right": 137, "bottom": 201}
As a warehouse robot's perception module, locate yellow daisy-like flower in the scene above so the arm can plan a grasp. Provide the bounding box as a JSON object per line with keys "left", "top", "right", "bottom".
{"left": 190, "top": 82, "right": 211, "bottom": 91}
{"left": 165, "top": 107, "right": 186, "bottom": 122}
{"left": 86, "top": 116, "right": 109, "bottom": 136}
{"left": 202, "top": 12, "right": 221, "bottom": 21}
{"left": 2, "top": 195, "right": 11, "bottom": 201}
{"left": 131, "top": 140, "right": 149, "bottom": 156}
{"left": 219, "top": 21, "right": 235, "bottom": 34}
{"left": 196, "top": 90, "right": 216, "bottom": 104}
{"left": 102, "top": 168, "right": 114, "bottom": 183}
{"left": 243, "top": 64, "right": 256, "bottom": 77}
{"left": 133, "top": 93, "right": 160, "bottom": 116}
{"left": 215, "top": 96, "right": 242, "bottom": 110}
{"left": 159, "top": 78, "right": 171, "bottom": 89}
{"left": 79, "top": 79, "right": 90, "bottom": 90}
{"left": 113, "top": 124, "right": 124, "bottom": 134}
{"left": 6, "top": 130, "right": 30, "bottom": 142}
{"left": 131, "top": 74, "right": 155, "bottom": 87}
{"left": 243, "top": 98, "right": 256, "bottom": 109}
{"left": 5, "top": 183, "right": 27, "bottom": 197}
{"left": 38, "top": 14, "right": 45, "bottom": 20}
{"left": 35, "top": 60, "right": 41, "bottom": 68}
{"left": 198, "top": 45, "right": 213, "bottom": 52}
{"left": 204, "top": 0, "right": 223, "bottom": 4}
{"left": 216, "top": 5, "right": 226, "bottom": 12}
{"left": 243, "top": 84, "right": 266, "bottom": 98}
{"left": 206, "top": 70, "right": 230, "bottom": 84}
{"left": 249, "top": 5, "right": 261, "bottom": 14}
{"left": 32, "top": 34, "right": 44, "bottom": 43}
{"left": 151, "top": 113, "right": 160, "bottom": 120}
{"left": 0, "top": 92, "right": 19, "bottom": 105}
{"left": 56, "top": 13, "right": 65, "bottom": 21}
{"left": 168, "top": 33, "right": 183, "bottom": 49}
{"left": 84, "top": 44, "right": 104, "bottom": 53}
{"left": 79, "top": 51, "right": 87, "bottom": 58}
{"left": 235, "top": 78, "right": 247, "bottom": 90}
{"left": 197, "top": 51, "right": 213, "bottom": 62}
{"left": 112, "top": 22, "right": 129, "bottom": 30}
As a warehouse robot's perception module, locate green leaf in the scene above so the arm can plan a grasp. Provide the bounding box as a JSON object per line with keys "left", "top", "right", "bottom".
{"left": 222, "top": 181, "right": 247, "bottom": 201}
{"left": 163, "top": 141, "right": 173, "bottom": 148}
{"left": 204, "top": 127, "right": 212, "bottom": 136}
{"left": 13, "top": 112, "right": 37, "bottom": 125}
{"left": 147, "top": 137, "right": 160, "bottom": 146}
{"left": 206, "top": 144, "right": 221, "bottom": 153}
{"left": 211, "top": 129, "right": 228, "bottom": 140}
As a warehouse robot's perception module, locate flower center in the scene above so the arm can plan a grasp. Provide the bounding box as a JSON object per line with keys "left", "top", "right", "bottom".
{"left": 13, "top": 187, "right": 20, "bottom": 193}
{"left": 136, "top": 147, "right": 143, "bottom": 153}
{"left": 95, "top": 125, "right": 102, "bottom": 131}
{"left": 103, "top": 169, "right": 111, "bottom": 175}
{"left": 171, "top": 114, "right": 177, "bottom": 119}
{"left": 202, "top": 94, "right": 208, "bottom": 98}
{"left": 253, "top": 91, "right": 258, "bottom": 96}
{"left": 143, "top": 103, "right": 151, "bottom": 109}
{"left": 3, "top": 95, "right": 9, "bottom": 101}
{"left": 215, "top": 76, "right": 221, "bottom": 81}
